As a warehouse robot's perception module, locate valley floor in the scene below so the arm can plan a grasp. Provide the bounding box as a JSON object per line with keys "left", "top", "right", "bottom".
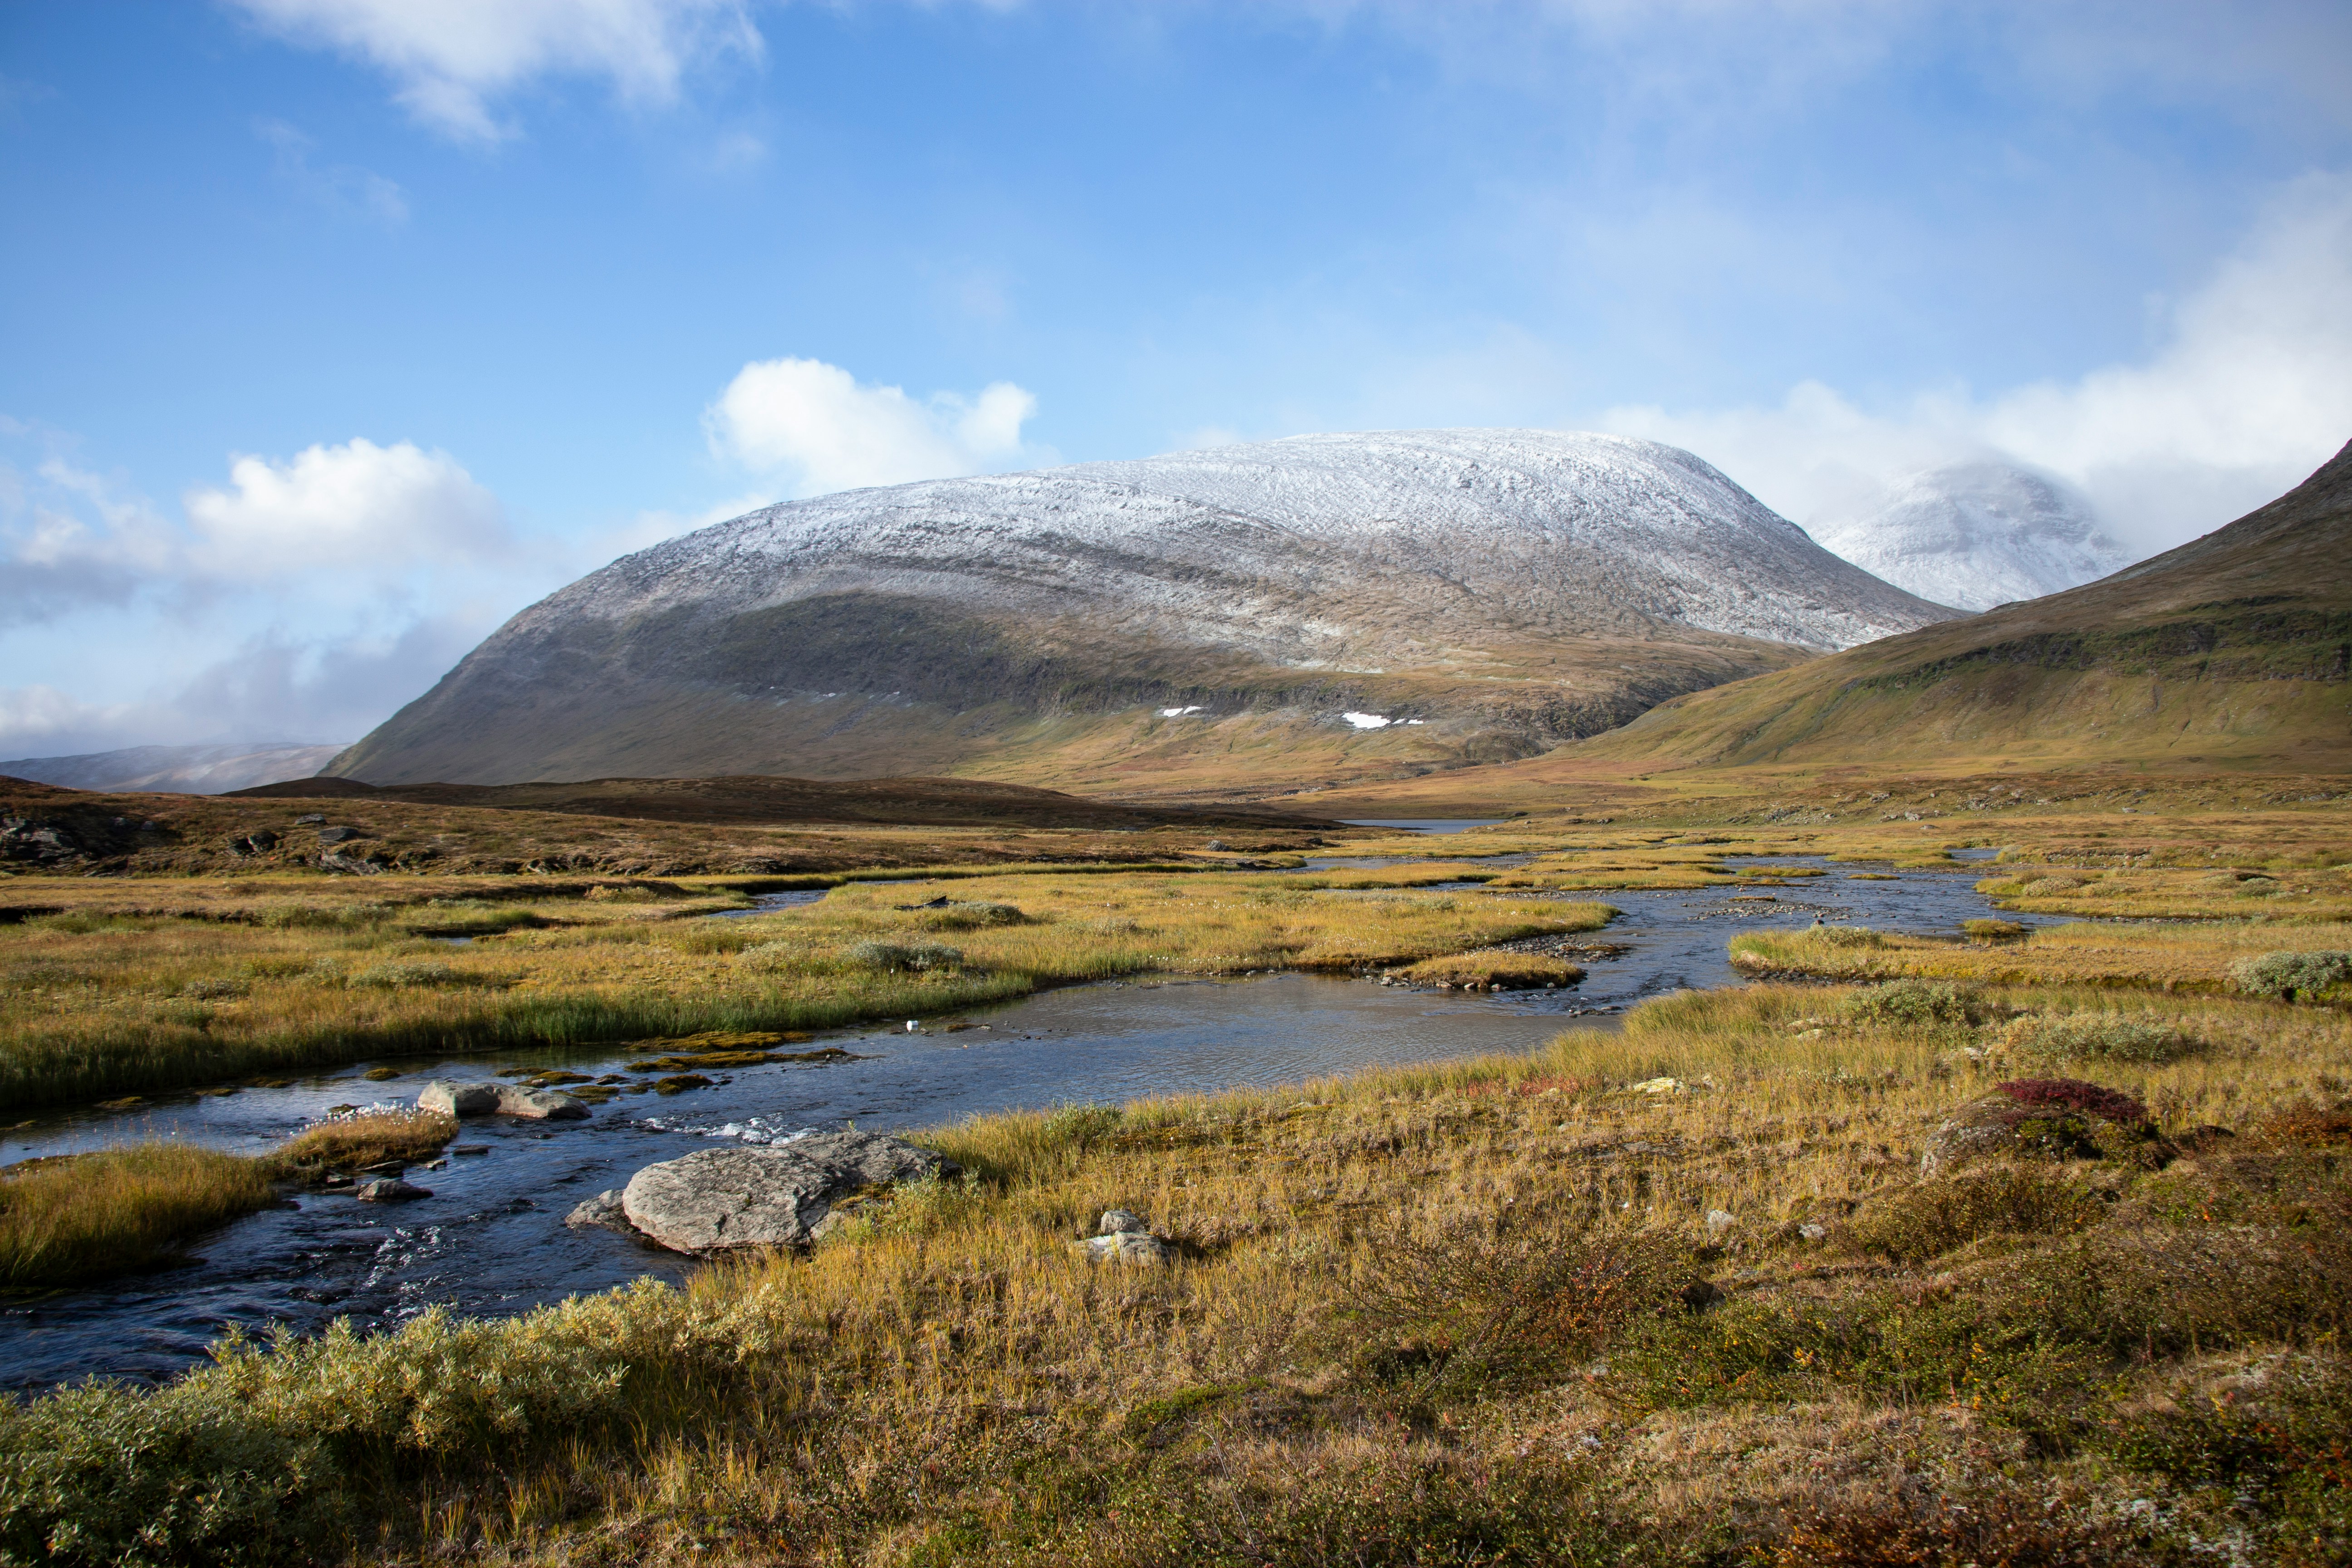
{"left": 1, "top": 792, "right": 2347, "bottom": 1565}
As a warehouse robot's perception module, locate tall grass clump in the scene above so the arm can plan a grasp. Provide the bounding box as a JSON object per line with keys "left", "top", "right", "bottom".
{"left": 0, "top": 1145, "right": 274, "bottom": 1286}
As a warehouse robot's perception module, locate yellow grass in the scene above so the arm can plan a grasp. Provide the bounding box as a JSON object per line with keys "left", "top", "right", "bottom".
{"left": 1730, "top": 916, "right": 2352, "bottom": 992}
{"left": 0, "top": 1144, "right": 274, "bottom": 1287}
{"left": 0, "top": 871, "right": 1612, "bottom": 1109}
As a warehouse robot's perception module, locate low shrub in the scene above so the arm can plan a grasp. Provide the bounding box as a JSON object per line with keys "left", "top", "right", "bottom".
{"left": 1998, "top": 1010, "right": 2205, "bottom": 1065}
{"left": 849, "top": 940, "right": 965, "bottom": 972}
{"left": 910, "top": 901, "right": 1029, "bottom": 931}
{"left": 1346, "top": 1205, "right": 1681, "bottom": 1388}
{"left": 1848, "top": 1165, "right": 2104, "bottom": 1263}
{"left": 1995, "top": 1078, "right": 2152, "bottom": 1128}
{"left": 1841, "top": 979, "right": 1983, "bottom": 1028}
{"left": 348, "top": 960, "right": 460, "bottom": 989}
{"left": 1810, "top": 926, "right": 1886, "bottom": 949}
{"left": 2232, "top": 949, "right": 2352, "bottom": 1001}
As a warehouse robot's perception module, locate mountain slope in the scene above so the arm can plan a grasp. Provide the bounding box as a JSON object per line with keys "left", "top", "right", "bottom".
{"left": 1565, "top": 436, "right": 2352, "bottom": 772}
{"left": 0, "top": 742, "right": 345, "bottom": 795}
{"left": 1808, "top": 463, "right": 2132, "bottom": 612}
{"left": 333, "top": 430, "right": 1952, "bottom": 792}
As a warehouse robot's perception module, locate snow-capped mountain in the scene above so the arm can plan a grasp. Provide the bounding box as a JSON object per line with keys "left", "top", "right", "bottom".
{"left": 1806, "top": 463, "right": 2135, "bottom": 613}
{"left": 334, "top": 429, "right": 1955, "bottom": 790}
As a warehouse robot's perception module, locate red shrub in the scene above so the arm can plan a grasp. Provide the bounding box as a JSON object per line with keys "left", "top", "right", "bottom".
{"left": 1995, "top": 1078, "right": 2151, "bottom": 1127}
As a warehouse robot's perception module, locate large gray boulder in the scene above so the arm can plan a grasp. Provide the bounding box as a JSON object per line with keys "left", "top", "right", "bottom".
{"left": 620, "top": 1132, "right": 956, "bottom": 1254}
{"left": 417, "top": 1079, "right": 588, "bottom": 1120}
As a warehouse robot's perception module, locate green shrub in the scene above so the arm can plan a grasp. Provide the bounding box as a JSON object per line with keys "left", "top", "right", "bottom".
{"left": 1848, "top": 1166, "right": 2104, "bottom": 1264}
{"left": 2231, "top": 949, "right": 2352, "bottom": 1001}
{"left": 1998, "top": 1011, "right": 2204, "bottom": 1065}
{"left": 1840, "top": 979, "right": 1983, "bottom": 1028}
{"left": 849, "top": 940, "right": 965, "bottom": 972}
{"left": 348, "top": 960, "right": 460, "bottom": 989}
{"left": 911, "top": 901, "right": 1029, "bottom": 931}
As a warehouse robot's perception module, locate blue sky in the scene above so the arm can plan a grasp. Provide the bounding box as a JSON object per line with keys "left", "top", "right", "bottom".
{"left": 3, "top": 0, "right": 2349, "bottom": 756}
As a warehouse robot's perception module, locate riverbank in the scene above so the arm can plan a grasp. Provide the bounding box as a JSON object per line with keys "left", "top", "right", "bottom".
{"left": 0, "top": 870, "right": 1611, "bottom": 1109}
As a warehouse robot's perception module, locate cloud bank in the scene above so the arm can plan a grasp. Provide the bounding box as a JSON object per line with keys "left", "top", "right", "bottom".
{"left": 226, "top": 0, "right": 763, "bottom": 142}
{"left": 1602, "top": 173, "right": 2352, "bottom": 552}
{"left": 706, "top": 356, "right": 1041, "bottom": 497}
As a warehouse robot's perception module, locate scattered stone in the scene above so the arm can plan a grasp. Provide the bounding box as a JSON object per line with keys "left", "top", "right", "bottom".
{"left": 1098, "top": 1208, "right": 1149, "bottom": 1235}
{"left": 1920, "top": 1078, "right": 2168, "bottom": 1176}
{"left": 417, "top": 1079, "right": 589, "bottom": 1120}
{"left": 620, "top": 1132, "right": 957, "bottom": 1254}
{"left": 316, "top": 826, "right": 361, "bottom": 844}
{"left": 295, "top": 813, "right": 325, "bottom": 825}
{"left": 1631, "top": 1077, "right": 1683, "bottom": 1095}
{"left": 354, "top": 1178, "right": 430, "bottom": 1202}
{"left": 357, "top": 1159, "right": 407, "bottom": 1177}
{"left": 1797, "top": 1223, "right": 1829, "bottom": 1243}
{"left": 1705, "top": 1209, "right": 1736, "bottom": 1233}
{"left": 320, "top": 1173, "right": 353, "bottom": 1190}
{"left": 418, "top": 1080, "right": 500, "bottom": 1116}
{"left": 565, "top": 1190, "right": 632, "bottom": 1231}
{"left": 1080, "top": 1231, "right": 1169, "bottom": 1265}
{"left": 451, "top": 1144, "right": 489, "bottom": 1156}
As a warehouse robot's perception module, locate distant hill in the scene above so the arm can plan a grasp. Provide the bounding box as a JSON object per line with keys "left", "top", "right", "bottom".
{"left": 1567, "top": 436, "right": 2352, "bottom": 771}
{"left": 331, "top": 430, "right": 1952, "bottom": 795}
{"left": 226, "top": 773, "right": 1335, "bottom": 831}
{"left": 1808, "top": 463, "right": 2133, "bottom": 612}
{"left": 0, "top": 742, "right": 346, "bottom": 795}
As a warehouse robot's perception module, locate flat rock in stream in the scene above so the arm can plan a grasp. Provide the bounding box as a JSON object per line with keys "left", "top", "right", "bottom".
{"left": 620, "top": 1132, "right": 957, "bottom": 1254}
{"left": 418, "top": 1079, "right": 590, "bottom": 1120}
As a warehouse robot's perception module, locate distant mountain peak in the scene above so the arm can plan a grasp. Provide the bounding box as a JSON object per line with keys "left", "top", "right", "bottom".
{"left": 1806, "top": 461, "right": 2135, "bottom": 613}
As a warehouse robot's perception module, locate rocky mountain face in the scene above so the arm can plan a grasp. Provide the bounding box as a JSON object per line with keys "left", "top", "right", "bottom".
{"left": 0, "top": 742, "right": 346, "bottom": 795}
{"left": 1808, "top": 463, "right": 2134, "bottom": 613}
{"left": 331, "top": 430, "right": 1955, "bottom": 794}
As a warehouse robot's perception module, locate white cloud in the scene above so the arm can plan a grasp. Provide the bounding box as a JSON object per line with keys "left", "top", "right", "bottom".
{"left": 183, "top": 438, "right": 509, "bottom": 573}
{"left": 1602, "top": 173, "right": 2352, "bottom": 552}
{"left": 706, "top": 357, "right": 1040, "bottom": 496}
{"left": 227, "top": 0, "right": 763, "bottom": 142}
{"left": 258, "top": 119, "right": 408, "bottom": 226}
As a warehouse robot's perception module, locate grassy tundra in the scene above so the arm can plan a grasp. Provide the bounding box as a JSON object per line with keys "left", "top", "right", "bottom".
{"left": 3, "top": 798, "right": 2348, "bottom": 1563}
{"left": 0, "top": 871, "right": 1611, "bottom": 1110}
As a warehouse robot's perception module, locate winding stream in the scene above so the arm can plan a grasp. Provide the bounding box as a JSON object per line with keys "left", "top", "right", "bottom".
{"left": 0, "top": 853, "right": 2053, "bottom": 1392}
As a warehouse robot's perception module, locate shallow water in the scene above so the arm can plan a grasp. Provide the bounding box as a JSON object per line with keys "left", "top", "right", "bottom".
{"left": 0, "top": 857, "right": 2053, "bottom": 1392}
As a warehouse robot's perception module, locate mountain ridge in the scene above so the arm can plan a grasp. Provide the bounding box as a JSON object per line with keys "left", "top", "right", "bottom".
{"left": 332, "top": 429, "right": 1955, "bottom": 793}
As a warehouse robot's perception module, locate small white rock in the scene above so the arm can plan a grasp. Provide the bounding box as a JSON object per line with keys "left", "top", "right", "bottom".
{"left": 1705, "top": 1209, "right": 1736, "bottom": 1233}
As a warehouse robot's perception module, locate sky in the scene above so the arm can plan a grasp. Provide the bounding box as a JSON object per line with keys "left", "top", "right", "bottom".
{"left": 3, "top": 0, "right": 2350, "bottom": 758}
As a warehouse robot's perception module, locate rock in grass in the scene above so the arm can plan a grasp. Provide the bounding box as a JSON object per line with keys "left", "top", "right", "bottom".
{"left": 1080, "top": 1230, "right": 1169, "bottom": 1265}
{"left": 1920, "top": 1078, "right": 2169, "bottom": 1177}
{"left": 354, "top": 1178, "right": 430, "bottom": 1202}
{"left": 1098, "top": 1208, "right": 1149, "bottom": 1235}
{"left": 620, "top": 1133, "right": 956, "bottom": 1254}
